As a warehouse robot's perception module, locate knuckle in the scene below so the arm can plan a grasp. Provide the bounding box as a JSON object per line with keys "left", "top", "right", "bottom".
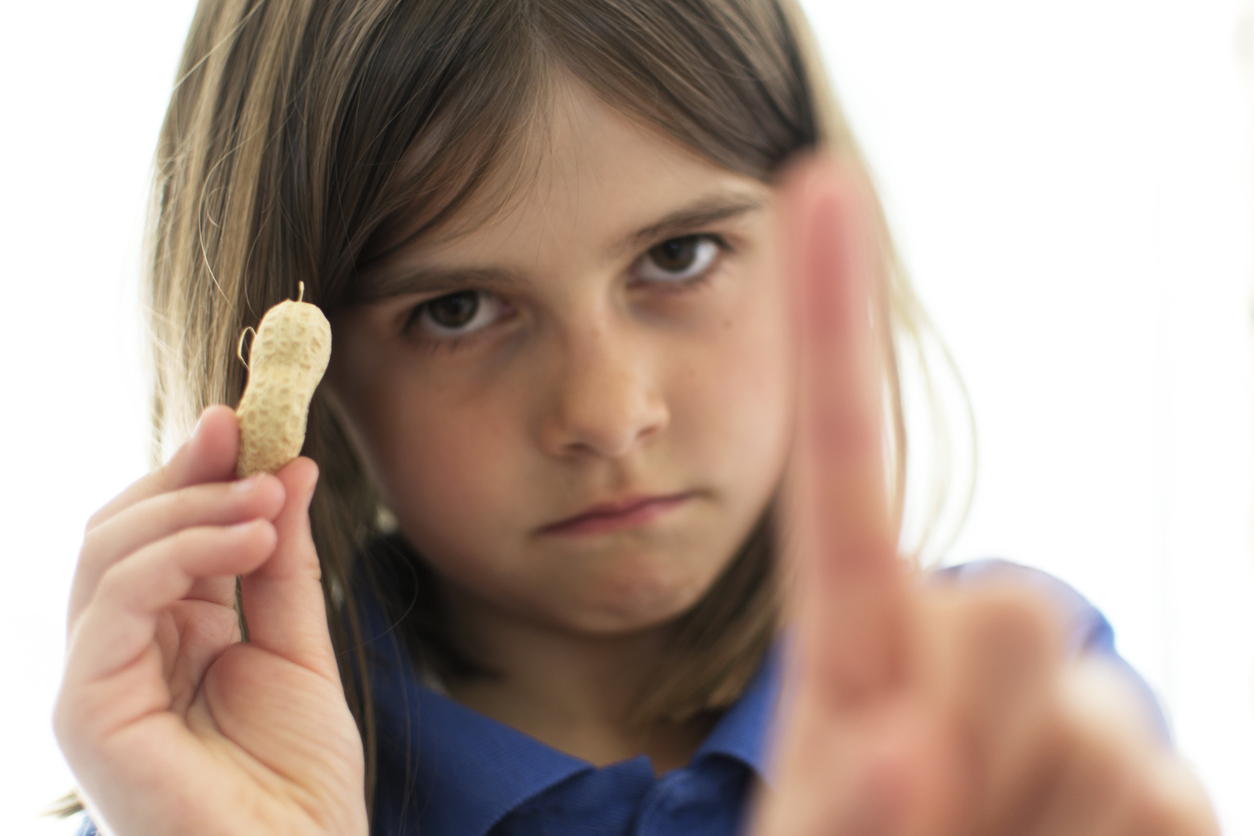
{"left": 50, "top": 681, "right": 89, "bottom": 747}
{"left": 957, "top": 589, "right": 1063, "bottom": 679}
{"left": 1121, "top": 779, "right": 1193, "bottom": 835}
{"left": 160, "top": 486, "right": 200, "bottom": 523}
{"left": 241, "top": 519, "right": 276, "bottom": 551}
{"left": 1124, "top": 761, "right": 1220, "bottom": 836}
{"left": 152, "top": 456, "right": 178, "bottom": 493}
{"left": 83, "top": 507, "right": 108, "bottom": 535}
{"left": 50, "top": 693, "right": 75, "bottom": 749}
{"left": 933, "top": 590, "right": 1070, "bottom": 735}
{"left": 83, "top": 464, "right": 178, "bottom": 536}
{"left": 1065, "top": 716, "right": 1132, "bottom": 799}
{"left": 52, "top": 683, "right": 103, "bottom": 766}
{"left": 164, "top": 524, "right": 209, "bottom": 556}
{"left": 78, "top": 524, "right": 106, "bottom": 564}
{"left": 94, "top": 558, "right": 133, "bottom": 601}
{"left": 1045, "top": 668, "right": 1217, "bottom": 836}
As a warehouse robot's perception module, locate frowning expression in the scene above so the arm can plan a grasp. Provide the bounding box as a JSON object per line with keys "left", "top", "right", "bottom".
{"left": 326, "top": 80, "right": 795, "bottom": 636}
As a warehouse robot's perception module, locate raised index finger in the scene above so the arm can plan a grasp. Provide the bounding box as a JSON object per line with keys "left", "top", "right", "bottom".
{"left": 780, "top": 156, "right": 909, "bottom": 703}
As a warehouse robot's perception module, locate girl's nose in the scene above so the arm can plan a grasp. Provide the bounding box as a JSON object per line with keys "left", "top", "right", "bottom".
{"left": 538, "top": 325, "right": 669, "bottom": 459}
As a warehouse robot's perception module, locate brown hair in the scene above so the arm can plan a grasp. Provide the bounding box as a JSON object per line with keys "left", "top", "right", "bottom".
{"left": 131, "top": 0, "right": 964, "bottom": 821}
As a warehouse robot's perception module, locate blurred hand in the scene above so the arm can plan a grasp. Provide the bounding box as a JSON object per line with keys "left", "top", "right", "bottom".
{"left": 55, "top": 407, "right": 366, "bottom": 835}
{"left": 751, "top": 157, "right": 1218, "bottom": 836}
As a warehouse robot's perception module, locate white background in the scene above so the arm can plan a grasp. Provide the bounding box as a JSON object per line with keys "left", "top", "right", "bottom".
{"left": 3, "top": 0, "right": 1252, "bottom": 833}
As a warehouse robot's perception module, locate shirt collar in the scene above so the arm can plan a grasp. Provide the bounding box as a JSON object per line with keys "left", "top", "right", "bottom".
{"left": 359, "top": 589, "right": 783, "bottom": 836}
{"left": 692, "top": 642, "right": 784, "bottom": 781}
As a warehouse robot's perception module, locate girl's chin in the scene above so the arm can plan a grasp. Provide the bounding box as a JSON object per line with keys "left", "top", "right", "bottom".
{"left": 429, "top": 534, "right": 739, "bottom": 636}
{"left": 554, "top": 569, "right": 724, "bottom": 636}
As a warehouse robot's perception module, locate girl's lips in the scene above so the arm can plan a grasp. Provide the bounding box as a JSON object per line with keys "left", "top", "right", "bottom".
{"left": 539, "top": 493, "right": 693, "bottom": 536}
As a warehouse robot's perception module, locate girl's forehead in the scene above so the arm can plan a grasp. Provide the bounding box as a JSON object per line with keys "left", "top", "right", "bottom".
{"left": 405, "top": 78, "right": 773, "bottom": 266}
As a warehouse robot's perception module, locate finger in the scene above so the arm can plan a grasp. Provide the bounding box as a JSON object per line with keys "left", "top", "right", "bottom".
{"left": 83, "top": 405, "right": 241, "bottom": 535}
{"left": 70, "top": 474, "right": 287, "bottom": 626}
{"left": 779, "top": 155, "right": 907, "bottom": 701}
{"left": 239, "top": 457, "right": 340, "bottom": 681}
{"left": 65, "top": 519, "right": 278, "bottom": 685}
{"left": 759, "top": 699, "right": 968, "bottom": 836}
{"left": 1116, "top": 758, "right": 1219, "bottom": 836}
{"left": 1022, "top": 661, "right": 1217, "bottom": 836}
{"left": 924, "top": 586, "right": 1064, "bottom": 832}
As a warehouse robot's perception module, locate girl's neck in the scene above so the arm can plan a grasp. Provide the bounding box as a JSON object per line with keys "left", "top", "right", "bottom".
{"left": 440, "top": 586, "right": 715, "bottom": 774}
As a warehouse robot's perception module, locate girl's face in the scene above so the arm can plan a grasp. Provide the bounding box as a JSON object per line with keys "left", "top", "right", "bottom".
{"left": 327, "top": 80, "right": 795, "bottom": 637}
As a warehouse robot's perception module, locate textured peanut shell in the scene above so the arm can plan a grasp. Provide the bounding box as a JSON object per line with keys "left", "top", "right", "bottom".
{"left": 235, "top": 299, "right": 332, "bottom": 477}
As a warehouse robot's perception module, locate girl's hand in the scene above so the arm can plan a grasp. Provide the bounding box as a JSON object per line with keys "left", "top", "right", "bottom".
{"left": 54, "top": 407, "right": 366, "bottom": 836}
{"left": 751, "top": 158, "right": 1218, "bottom": 836}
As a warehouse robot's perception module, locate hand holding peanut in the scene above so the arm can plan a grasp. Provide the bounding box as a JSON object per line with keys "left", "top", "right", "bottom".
{"left": 55, "top": 339, "right": 363, "bottom": 834}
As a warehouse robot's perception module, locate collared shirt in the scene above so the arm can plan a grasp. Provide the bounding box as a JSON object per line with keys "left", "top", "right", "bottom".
{"left": 366, "top": 618, "right": 781, "bottom": 836}
{"left": 76, "top": 560, "right": 1162, "bottom": 836}
{"left": 363, "top": 559, "right": 1167, "bottom": 836}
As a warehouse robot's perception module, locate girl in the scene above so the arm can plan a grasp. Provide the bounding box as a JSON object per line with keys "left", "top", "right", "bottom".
{"left": 55, "top": 0, "right": 1216, "bottom": 834}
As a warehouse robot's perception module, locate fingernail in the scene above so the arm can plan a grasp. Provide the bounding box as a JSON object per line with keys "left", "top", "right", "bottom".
{"left": 232, "top": 475, "right": 261, "bottom": 493}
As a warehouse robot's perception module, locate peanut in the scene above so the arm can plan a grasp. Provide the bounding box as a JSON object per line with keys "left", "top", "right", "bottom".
{"left": 235, "top": 288, "right": 332, "bottom": 477}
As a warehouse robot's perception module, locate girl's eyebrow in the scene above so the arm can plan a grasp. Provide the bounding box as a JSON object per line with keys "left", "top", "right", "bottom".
{"left": 356, "top": 192, "right": 767, "bottom": 303}
{"left": 355, "top": 266, "right": 527, "bottom": 304}
{"left": 614, "top": 193, "right": 767, "bottom": 256}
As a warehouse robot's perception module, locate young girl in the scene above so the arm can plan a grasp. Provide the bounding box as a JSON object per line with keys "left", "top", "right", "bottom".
{"left": 55, "top": 1, "right": 1216, "bottom": 834}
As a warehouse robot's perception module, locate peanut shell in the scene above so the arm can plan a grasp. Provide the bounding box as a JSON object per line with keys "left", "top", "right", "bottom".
{"left": 235, "top": 298, "right": 332, "bottom": 477}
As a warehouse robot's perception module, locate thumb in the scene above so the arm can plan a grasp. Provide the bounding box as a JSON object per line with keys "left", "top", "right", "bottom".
{"left": 239, "top": 457, "right": 340, "bottom": 681}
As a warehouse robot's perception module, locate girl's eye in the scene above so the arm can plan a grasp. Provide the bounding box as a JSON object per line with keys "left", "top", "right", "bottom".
{"left": 634, "top": 235, "right": 722, "bottom": 284}
{"left": 406, "top": 289, "right": 508, "bottom": 339}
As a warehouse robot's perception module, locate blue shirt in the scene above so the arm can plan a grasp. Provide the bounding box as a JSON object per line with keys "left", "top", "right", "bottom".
{"left": 362, "top": 558, "right": 1167, "bottom": 836}
{"left": 77, "top": 559, "right": 1163, "bottom": 836}
{"left": 366, "top": 617, "right": 781, "bottom": 836}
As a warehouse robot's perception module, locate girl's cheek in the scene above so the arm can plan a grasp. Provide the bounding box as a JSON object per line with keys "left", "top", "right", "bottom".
{"left": 675, "top": 254, "right": 794, "bottom": 500}
{"left": 381, "top": 394, "right": 526, "bottom": 543}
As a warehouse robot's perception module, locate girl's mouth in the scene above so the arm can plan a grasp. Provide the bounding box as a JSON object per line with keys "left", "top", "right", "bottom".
{"left": 539, "top": 493, "right": 693, "bottom": 536}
